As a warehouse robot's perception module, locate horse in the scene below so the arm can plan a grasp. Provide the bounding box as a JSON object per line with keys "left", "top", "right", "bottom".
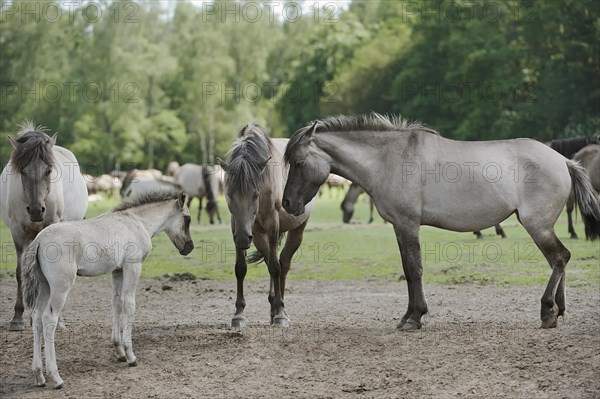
{"left": 473, "top": 224, "right": 507, "bottom": 239}
{"left": 283, "top": 113, "right": 600, "bottom": 331}
{"left": 549, "top": 136, "right": 600, "bottom": 159}
{"left": 341, "top": 182, "right": 374, "bottom": 224}
{"left": 20, "top": 191, "right": 194, "bottom": 389}
{"left": 0, "top": 122, "right": 88, "bottom": 331}
{"left": 166, "top": 161, "right": 180, "bottom": 177}
{"left": 174, "top": 163, "right": 222, "bottom": 224}
{"left": 84, "top": 174, "right": 121, "bottom": 198}
{"left": 120, "top": 169, "right": 180, "bottom": 200}
{"left": 219, "top": 123, "right": 316, "bottom": 328}
{"left": 566, "top": 144, "right": 600, "bottom": 239}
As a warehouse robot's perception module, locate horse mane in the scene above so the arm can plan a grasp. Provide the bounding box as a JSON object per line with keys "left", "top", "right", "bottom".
{"left": 550, "top": 136, "right": 600, "bottom": 159}
{"left": 224, "top": 123, "right": 273, "bottom": 196}
{"left": 284, "top": 113, "right": 438, "bottom": 163}
{"left": 113, "top": 191, "right": 180, "bottom": 212}
{"left": 10, "top": 122, "right": 55, "bottom": 173}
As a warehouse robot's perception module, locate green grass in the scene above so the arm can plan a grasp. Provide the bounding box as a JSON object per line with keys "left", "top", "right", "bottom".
{"left": 1, "top": 188, "right": 598, "bottom": 287}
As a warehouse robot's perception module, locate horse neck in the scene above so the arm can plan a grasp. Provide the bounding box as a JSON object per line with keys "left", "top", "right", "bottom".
{"left": 127, "top": 202, "right": 175, "bottom": 237}
{"left": 317, "top": 131, "right": 389, "bottom": 194}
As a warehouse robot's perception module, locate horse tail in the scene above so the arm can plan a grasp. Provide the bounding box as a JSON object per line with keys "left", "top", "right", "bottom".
{"left": 246, "top": 232, "right": 287, "bottom": 264}
{"left": 21, "top": 241, "right": 46, "bottom": 308}
{"left": 567, "top": 160, "right": 600, "bottom": 240}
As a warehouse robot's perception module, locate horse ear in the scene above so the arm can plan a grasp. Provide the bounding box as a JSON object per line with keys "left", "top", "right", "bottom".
{"left": 47, "top": 133, "right": 57, "bottom": 146}
{"left": 178, "top": 191, "right": 187, "bottom": 208}
{"left": 306, "top": 120, "right": 319, "bottom": 138}
{"left": 216, "top": 157, "right": 228, "bottom": 170}
{"left": 260, "top": 156, "right": 272, "bottom": 171}
{"left": 8, "top": 136, "right": 18, "bottom": 149}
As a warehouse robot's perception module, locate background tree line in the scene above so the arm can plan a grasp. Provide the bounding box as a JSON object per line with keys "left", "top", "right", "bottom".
{"left": 1, "top": 0, "right": 598, "bottom": 172}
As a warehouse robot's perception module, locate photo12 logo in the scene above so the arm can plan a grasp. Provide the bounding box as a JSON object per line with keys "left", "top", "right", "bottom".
{"left": 0, "top": 2, "right": 139, "bottom": 23}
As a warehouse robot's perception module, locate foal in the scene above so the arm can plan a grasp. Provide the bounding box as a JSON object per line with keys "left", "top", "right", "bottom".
{"left": 21, "top": 192, "right": 194, "bottom": 388}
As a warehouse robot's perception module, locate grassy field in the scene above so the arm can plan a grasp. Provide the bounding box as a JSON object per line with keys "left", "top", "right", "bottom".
{"left": 1, "top": 188, "right": 598, "bottom": 287}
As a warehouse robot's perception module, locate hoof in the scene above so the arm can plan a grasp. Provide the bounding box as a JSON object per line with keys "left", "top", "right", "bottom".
{"left": 399, "top": 319, "right": 421, "bottom": 332}
{"left": 272, "top": 314, "right": 290, "bottom": 328}
{"left": 54, "top": 383, "right": 64, "bottom": 390}
{"left": 540, "top": 318, "right": 558, "bottom": 329}
{"left": 128, "top": 360, "right": 138, "bottom": 367}
{"left": 231, "top": 316, "right": 246, "bottom": 330}
{"left": 9, "top": 320, "right": 24, "bottom": 331}
{"left": 56, "top": 320, "right": 66, "bottom": 331}
{"left": 117, "top": 356, "right": 127, "bottom": 362}
{"left": 36, "top": 382, "right": 46, "bottom": 388}
{"left": 560, "top": 311, "right": 568, "bottom": 323}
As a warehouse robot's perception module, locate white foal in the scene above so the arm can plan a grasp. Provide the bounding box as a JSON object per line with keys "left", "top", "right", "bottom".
{"left": 21, "top": 191, "right": 194, "bottom": 389}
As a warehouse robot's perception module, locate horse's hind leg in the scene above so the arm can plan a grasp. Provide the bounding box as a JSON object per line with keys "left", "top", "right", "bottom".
{"left": 566, "top": 194, "right": 578, "bottom": 239}
{"left": 42, "top": 282, "right": 73, "bottom": 388}
{"left": 495, "top": 224, "right": 507, "bottom": 238}
{"left": 31, "top": 284, "right": 50, "bottom": 387}
{"left": 279, "top": 221, "right": 308, "bottom": 302}
{"left": 231, "top": 247, "right": 248, "bottom": 329}
{"left": 121, "top": 263, "right": 142, "bottom": 366}
{"left": 519, "top": 217, "right": 570, "bottom": 328}
{"left": 111, "top": 270, "right": 127, "bottom": 362}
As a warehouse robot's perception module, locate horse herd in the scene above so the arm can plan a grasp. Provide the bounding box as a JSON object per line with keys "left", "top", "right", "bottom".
{"left": 1, "top": 116, "right": 599, "bottom": 389}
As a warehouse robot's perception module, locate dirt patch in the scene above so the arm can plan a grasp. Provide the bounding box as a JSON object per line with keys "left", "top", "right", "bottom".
{"left": 1, "top": 277, "right": 598, "bottom": 398}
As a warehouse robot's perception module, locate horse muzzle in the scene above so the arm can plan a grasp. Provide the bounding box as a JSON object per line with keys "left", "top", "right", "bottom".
{"left": 282, "top": 198, "right": 304, "bottom": 216}
{"left": 179, "top": 240, "right": 194, "bottom": 256}
{"left": 26, "top": 206, "right": 46, "bottom": 222}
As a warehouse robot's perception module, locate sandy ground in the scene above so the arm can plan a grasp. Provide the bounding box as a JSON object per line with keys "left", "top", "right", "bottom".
{"left": 0, "top": 275, "right": 599, "bottom": 399}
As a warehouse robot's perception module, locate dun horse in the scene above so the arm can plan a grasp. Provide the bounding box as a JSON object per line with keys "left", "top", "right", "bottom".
{"left": 283, "top": 114, "right": 600, "bottom": 331}
{"left": 566, "top": 144, "right": 600, "bottom": 239}
{"left": 175, "top": 163, "right": 222, "bottom": 224}
{"left": 220, "top": 124, "right": 316, "bottom": 328}
{"left": 0, "top": 123, "right": 88, "bottom": 331}
{"left": 21, "top": 192, "right": 194, "bottom": 389}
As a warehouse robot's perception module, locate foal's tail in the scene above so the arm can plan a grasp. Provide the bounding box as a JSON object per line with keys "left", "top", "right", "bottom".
{"left": 21, "top": 241, "right": 46, "bottom": 308}
{"left": 567, "top": 160, "right": 600, "bottom": 240}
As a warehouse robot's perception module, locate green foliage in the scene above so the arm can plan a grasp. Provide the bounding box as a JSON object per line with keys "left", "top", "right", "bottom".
{"left": 0, "top": 0, "right": 598, "bottom": 169}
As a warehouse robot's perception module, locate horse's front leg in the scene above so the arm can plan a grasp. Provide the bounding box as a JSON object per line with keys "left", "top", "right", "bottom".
{"left": 279, "top": 221, "right": 308, "bottom": 300}
{"left": 393, "top": 224, "right": 427, "bottom": 331}
{"left": 253, "top": 231, "right": 287, "bottom": 326}
{"left": 231, "top": 247, "right": 248, "bottom": 329}
{"left": 121, "top": 263, "right": 141, "bottom": 366}
{"left": 111, "top": 270, "right": 127, "bottom": 362}
{"left": 10, "top": 242, "right": 24, "bottom": 331}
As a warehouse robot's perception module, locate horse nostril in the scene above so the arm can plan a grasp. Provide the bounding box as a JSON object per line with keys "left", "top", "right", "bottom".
{"left": 26, "top": 206, "right": 31, "bottom": 213}
{"left": 283, "top": 199, "right": 290, "bottom": 209}
{"left": 248, "top": 235, "right": 253, "bottom": 242}
{"left": 41, "top": 207, "right": 46, "bottom": 213}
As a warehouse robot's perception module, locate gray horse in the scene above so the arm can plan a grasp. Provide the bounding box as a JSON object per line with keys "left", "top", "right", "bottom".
{"left": 283, "top": 114, "right": 600, "bottom": 331}
{"left": 219, "top": 124, "right": 316, "bottom": 328}
{"left": 566, "top": 144, "right": 600, "bottom": 239}
{"left": 0, "top": 122, "right": 88, "bottom": 331}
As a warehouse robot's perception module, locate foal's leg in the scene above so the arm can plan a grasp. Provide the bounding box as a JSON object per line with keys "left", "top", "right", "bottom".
{"left": 393, "top": 224, "right": 427, "bottom": 331}
{"left": 231, "top": 247, "right": 248, "bottom": 329}
{"left": 566, "top": 194, "right": 578, "bottom": 239}
{"left": 121, "top": 263, "right": 142, "bottom": 366}
{"left": 42, "top": 276, "right": 74, "bottom": 389}
{"left": 31, "top": 284, "right": 50, "bottom": 387}
{"left": 111, "top": 270, "right": 127, "bottom": 362}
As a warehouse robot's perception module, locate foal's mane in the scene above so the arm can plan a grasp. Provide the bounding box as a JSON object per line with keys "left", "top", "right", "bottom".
{"left": 10, "top": 121, "right": 55, "bottom": 173}
{"left": 224, "top": 123, "right": 273, "bottom": 196}
{"left": 113, "top": 191, "right": 180, "bottom": 212}
{"left": 284, "top": 113, "right": 439, "bottom": 163}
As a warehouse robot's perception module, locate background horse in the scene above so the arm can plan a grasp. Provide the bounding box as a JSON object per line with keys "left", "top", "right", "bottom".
{"left": 283, "top": 114, "right": 600, "bottom": 331}
{"left": 566, "top": 144, "right": 600, "bottom": 238}
{"left": 549, "top": 136, "right": 600, "bottom": 159}
{"left": 120, "top": 169, "right": 180, "bottom": 200}
{"left": 220, "top": 123, "right": 316, "bottom": 328}
{"left": 341, "top": 182, "right": 374, "bottom": 224}
{"left": 174, "top": 163, "right": 222, "bottom": 224}
{"left": 21, "top": 191, "right": 193, "bottom": 389}
{"left": 0, "top": 122, "right": 88, "bottom": 331}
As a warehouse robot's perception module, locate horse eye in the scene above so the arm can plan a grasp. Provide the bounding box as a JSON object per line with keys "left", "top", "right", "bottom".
{"left": 45, "top": 169, "right": 52, "bottom": 176}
